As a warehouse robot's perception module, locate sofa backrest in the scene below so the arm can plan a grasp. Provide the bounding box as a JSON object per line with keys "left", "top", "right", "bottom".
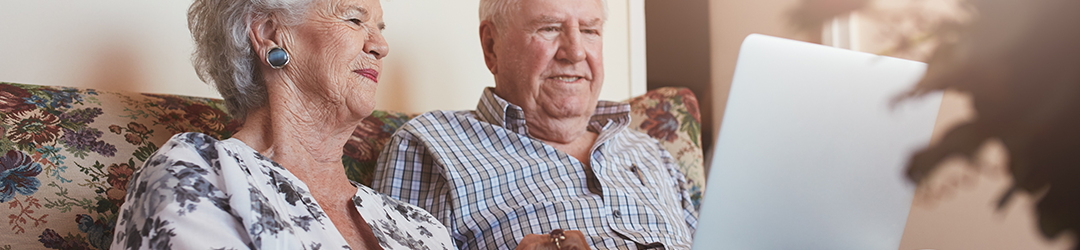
{"left": 0, "top": 81, "right": 703, "bottom": 249}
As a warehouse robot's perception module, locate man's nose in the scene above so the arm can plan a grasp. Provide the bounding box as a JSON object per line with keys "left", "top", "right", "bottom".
{"left": 555, "top": 29, "right": 586, "bottom": 63}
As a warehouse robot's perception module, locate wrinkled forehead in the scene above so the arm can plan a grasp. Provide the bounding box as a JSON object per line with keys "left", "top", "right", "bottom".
{"left": 528, "top": 15, "right": 604, "bottom": 27}
{"left": 320, "top": 0, "right": 384, "bottom": 19}
{"left": 509, "top": 0, "right": 606, "bottom": 25}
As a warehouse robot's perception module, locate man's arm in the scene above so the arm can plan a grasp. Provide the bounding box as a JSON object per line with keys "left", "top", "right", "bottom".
{"left": 373, "top": 130, "right": 463, "bottom": 245}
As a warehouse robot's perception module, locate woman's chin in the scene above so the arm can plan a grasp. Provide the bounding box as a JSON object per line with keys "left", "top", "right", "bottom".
{"left": 348, "top": 103, "right": 377, "bottom": 121}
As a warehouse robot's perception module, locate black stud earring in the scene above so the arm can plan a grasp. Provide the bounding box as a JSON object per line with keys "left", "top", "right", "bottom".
{"left": 267, "top": 47, "right": 289, "bottom": 69}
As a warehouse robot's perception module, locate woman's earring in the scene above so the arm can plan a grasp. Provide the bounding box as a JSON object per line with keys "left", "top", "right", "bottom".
{"left": 267, "top": 47, "right": 289, "bottom": 69}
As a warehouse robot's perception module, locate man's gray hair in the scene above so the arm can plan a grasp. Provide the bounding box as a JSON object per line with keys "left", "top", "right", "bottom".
{"left": 479, "top": 0, "right": 608, "bottom": 31}
{"left": 188, "top": 0, "right": 313, "bottom": 121}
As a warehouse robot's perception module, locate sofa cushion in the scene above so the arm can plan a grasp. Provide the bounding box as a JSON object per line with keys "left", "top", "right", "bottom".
{"left": 0, "top": 81, "right": 702, "bottom": 249}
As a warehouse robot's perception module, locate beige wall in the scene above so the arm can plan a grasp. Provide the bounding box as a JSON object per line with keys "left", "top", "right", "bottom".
{"left": 645, "top": 0, "right": 715, "bottom": 155}
{"left": 707, "top": 0, "right": 816, "bottom": 172}
{"left": 707, "top": 0, "right": 1074, "bottom": 249}
{"left": 0, "top": 0, "right": 636, "bottom": 114}
{"left": 0, "top": 0, "right": 207, "bottom": 98}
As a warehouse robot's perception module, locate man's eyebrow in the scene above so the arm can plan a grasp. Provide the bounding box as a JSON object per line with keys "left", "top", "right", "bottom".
{"left": 529, "top": 15, "right": 604, "bottom": 27}
{"left": 531, "top": 15, "right": 564, "bottom": 25}
{"left": 581, "top": 18, "right": 603, "bottom": 27}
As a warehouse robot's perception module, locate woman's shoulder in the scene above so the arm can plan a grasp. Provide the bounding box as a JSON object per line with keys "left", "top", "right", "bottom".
{"left": 143, "top": 133, "right": 227, "bottom": 168}
{"left": 153, "top": 132, "right": 264, "bottom": 165}
{"left": 140, "top": 132, "right": 268, "bottom": 182}
{"left": 157, "top": 132, "right": 223, "bottom": 156}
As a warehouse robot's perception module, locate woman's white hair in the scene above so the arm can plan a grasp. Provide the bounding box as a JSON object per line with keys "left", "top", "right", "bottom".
{"left": 188, "top": 0, "right": 313, "bottom": 121}
{"left": 478, "top": 0, "right": 608, "bottom": 31}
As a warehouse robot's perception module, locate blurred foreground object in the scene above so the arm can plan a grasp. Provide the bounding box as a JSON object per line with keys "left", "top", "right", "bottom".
{"left": 790, "top": 0, "right": 971, "bottom": 61}
{"left": 789, "top": 0, "right": 869, "bottom": 31}
{"left": 791, "top": 0, "right": 1080, "bottom": 246}
{"left": 902, "top": 0, "right": 1080, "bottom": 242}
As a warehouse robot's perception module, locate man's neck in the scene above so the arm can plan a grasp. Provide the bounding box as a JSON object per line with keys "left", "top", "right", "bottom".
{"left": 525, "top": 112, "right": 592, "bottom": 144}
{"left": 524, "top": 111, "right": 599, "bottom": 167}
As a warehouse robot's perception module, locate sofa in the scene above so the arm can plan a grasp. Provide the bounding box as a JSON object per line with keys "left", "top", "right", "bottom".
{"left": 0, "top": 81, "right": 704, "bottom": 249}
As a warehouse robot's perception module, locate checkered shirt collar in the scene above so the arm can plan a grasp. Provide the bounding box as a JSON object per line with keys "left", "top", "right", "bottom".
{"left": 474, "top": 87, "right": 634, "bottom": 136}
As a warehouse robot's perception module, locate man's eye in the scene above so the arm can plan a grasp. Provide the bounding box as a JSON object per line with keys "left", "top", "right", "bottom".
{"left": 539, "top": 27, "right": 559, "bottom": 32}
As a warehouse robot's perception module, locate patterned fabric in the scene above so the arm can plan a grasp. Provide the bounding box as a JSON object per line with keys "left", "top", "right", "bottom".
{"left": 0, "top": 81, "right": 702, "bottom": 250}
{"left": 112, "top": 132, "right": 453, "bottom": 249}
{"left": 0, "top": 82, "right": 242, "bottom": 250}
{"left": 372, "top": 88, "right": 697, "bottom": 250}
{"left": 344, "top": 110, "right": 417, "bottom": 185}
{"left": 626, "top": 88, "right": 705, "bottom": 209}
{"left": 0, "top": 82, "right": 413, "bottom": 250}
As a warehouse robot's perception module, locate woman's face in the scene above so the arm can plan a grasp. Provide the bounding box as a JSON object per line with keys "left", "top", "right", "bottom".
{"left": 283, "top": 0, "right": 388, "bottom": 120}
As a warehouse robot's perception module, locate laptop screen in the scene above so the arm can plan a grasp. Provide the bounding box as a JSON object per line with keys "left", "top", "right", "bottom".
{"left": 692, "top": 34, "right": 942, "bottom": 250}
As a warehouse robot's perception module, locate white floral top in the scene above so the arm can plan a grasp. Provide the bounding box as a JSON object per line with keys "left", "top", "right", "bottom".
{"left": 111, "top": 132, "right": 454, "bottom": 250}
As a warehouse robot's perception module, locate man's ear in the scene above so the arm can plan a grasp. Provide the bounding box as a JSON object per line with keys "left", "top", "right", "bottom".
{"left": 479, "top": 20, "right": 498, "bottom": 74}
{"left": 248, "top": 14, "right": 283, "bottom": 65}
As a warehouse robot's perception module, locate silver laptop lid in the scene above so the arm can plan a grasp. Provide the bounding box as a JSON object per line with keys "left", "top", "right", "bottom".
{"left": 692, "top": 34, "right": 942, "bottom": 250}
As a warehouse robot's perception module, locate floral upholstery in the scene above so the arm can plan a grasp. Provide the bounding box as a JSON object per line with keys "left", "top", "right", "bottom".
{"left": 627, "top": 88, "right": 706, "bottom": 208}
{"left": 0, "top": 81, "right": 702, "bottom": 250}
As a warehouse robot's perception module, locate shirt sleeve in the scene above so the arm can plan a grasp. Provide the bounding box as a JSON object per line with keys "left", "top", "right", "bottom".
{"left": 658, "top": 141, "right": 699, "bottom": 232}
{"left": 111, "top": 135, "right": 251, "bottom": 250}
{"left": 373, "top": 129, "right": 463, "bottom": 247}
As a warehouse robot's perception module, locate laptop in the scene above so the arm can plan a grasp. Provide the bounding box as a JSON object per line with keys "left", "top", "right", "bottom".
{"left": 690, "top": 34, "right": 943, "bottom": 250}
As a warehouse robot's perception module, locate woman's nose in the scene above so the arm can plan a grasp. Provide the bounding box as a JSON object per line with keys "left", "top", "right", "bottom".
{"left": 365, "top": 32, "right": 389, "bottom": 60}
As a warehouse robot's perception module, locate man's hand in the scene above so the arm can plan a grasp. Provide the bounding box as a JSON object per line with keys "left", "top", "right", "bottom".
{"left": 514, "top": 230, "right": 591, "bottom": 250}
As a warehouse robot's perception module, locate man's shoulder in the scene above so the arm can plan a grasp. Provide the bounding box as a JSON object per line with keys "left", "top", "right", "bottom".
{"left": 611, "top": 126, "right": 660, "bottom": 144}
{"left": 412, "top": 109, "right": 475, "bottom": 121}
{"left": 397, "top": 110, "right": 480, "bottom": 133}
{"left": 604, "top": 128, "right": 670, "bottom": 156}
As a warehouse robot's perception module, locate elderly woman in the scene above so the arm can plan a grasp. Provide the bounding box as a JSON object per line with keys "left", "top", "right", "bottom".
{"left": 109, "top": 0, "right": 453, "bottom": 249}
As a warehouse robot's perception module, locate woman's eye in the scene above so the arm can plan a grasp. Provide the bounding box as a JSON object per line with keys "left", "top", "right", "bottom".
{"left": 348, "top": 18, "right": 362, "bottom": 25}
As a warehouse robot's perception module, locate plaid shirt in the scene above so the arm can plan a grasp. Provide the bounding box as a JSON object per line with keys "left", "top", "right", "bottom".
{"left": 374, "top": 88, "right": 697, "bottom": 250}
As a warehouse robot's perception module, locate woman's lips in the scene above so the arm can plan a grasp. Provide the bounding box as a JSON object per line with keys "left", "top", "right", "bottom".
{"left": 355, "top": 69, "right": 379, "bottom": 83}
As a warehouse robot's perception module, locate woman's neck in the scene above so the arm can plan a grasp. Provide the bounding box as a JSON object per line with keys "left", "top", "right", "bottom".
{"left": 230, "top": 85, "right": 362, "bottom": 199}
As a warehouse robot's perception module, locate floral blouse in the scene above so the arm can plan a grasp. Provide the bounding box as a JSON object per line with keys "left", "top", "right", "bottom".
{"left": 111, "top": 132, "right": 454, "bottom": 250}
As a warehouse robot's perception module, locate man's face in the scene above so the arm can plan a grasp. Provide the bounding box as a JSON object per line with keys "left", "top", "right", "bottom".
{"left": 486, "top": 0, "right": 605, "bottom": 120}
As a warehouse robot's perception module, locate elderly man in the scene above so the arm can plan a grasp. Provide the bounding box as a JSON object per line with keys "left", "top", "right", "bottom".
{"left": 373, "top": 0, "right": 696, "bottom": 249}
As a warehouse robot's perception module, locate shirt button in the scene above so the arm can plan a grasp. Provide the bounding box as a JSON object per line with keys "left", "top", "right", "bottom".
{"left": 613, "top": 210, "right": 621, "bottom": 218}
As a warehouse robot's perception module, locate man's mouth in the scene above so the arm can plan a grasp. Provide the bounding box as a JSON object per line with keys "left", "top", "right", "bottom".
{"left": 551, "top": 76, "right": 584, "bottom": 82}
{"left": 355, "top": 69, "right": 379, "bottom": 83}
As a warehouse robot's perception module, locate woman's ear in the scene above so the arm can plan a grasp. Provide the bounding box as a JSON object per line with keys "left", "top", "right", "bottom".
{"left": 479, "top": 20, "right": 498, "bottom": 74}
{"left": 248, "top": 14, "right": 282, "bottom": 64}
